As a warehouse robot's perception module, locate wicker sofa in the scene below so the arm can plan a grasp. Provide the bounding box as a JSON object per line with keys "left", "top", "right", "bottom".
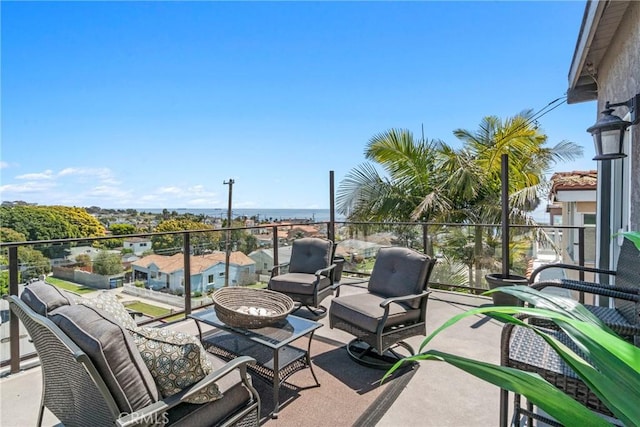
{"left": 7, "top": 281, "right": 260, "bottom": 427}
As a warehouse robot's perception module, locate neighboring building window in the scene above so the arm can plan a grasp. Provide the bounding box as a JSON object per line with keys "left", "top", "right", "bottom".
{"left": 583, "top": 213, "right": 596, "bottom": 263}
{"left": 208, "top": 274, "right": 214, "bottom": 283}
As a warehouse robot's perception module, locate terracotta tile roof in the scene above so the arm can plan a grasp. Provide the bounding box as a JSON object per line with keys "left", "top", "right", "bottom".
{"left": 550, "top": 170, "right": 597, "bottom": 194}
{"left": 132, "top": 251, "right": 254, "bottom": 275}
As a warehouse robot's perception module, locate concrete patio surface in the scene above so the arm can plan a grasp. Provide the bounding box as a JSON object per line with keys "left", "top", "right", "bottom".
{"left": 0, "top": 287, "right": 505, "bottom": 426}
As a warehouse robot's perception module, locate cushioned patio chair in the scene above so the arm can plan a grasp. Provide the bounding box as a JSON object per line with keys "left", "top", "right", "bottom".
{"left": 329, "top": 246, "right": 436, "bottom": 368}
{"left": 268, "top": 237, "right": 336, "bottom": 316}
{"left": 7, "top": 282, "right": 260, "bottom": 427}
{"left": 529, "top": 237, "right": 640, "bottom": 345}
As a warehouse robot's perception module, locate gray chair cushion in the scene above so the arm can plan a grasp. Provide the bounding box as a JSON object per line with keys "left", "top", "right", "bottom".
{"left": 20, "top": 281, "right": 74, "bottom": 317}
{"left": 330, "top": 292, "right": 421, "bottom": 333}
{"left": 368, "top": 247, "right": 431, "bottom": 309}
{"left": 288, "top": 238, "right": 333, "bottom": 274}
{"left": 167, "top": 353, "right": 253, "bottom": 427}
{"left": 49, "top": 304, "right": 160, "bottom": 413}
{"left": 269, "top": 272, "right": 332, "bottom": 295}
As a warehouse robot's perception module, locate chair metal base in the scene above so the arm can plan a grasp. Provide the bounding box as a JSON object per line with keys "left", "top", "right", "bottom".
{"left": 345, "top": 339, "right": 415, "bottom": 370}
{"left": 291, "top": 303, "right": 328, "bottom": 319}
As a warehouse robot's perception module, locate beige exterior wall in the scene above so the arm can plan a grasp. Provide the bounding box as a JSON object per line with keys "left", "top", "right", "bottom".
{"left": 576, "top": 201, "right": 596, "bottom": 213}
{"left": 596, "top": 1, "right": 640, "bottom": 231}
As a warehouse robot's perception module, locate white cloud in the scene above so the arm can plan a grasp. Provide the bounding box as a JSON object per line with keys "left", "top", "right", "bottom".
{"left": 0, "top": 181, "right": 57, "bottom": 194}
{"left": 58, "top": 167, "right": 114, "bottom": 180}
{"left": 157, "top": 186, "right": 182, "bottom": 195}
{"left": 86, "top": 185, "right": 132, "bottom": 199}
{"left": 0, "top": 161, "right": 9, "bottom": 169}
{"left": 16, "top": 170, "right": 55, "bottom": 180}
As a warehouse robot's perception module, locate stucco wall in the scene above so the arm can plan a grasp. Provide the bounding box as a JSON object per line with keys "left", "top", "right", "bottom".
{"left": 597, "top": 1, "right": 640, "bottom": 230}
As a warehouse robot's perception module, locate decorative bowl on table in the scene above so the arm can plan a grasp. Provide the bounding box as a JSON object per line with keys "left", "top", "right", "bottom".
{"left": 212, "top": 287, "right": 295, "bottom": 329}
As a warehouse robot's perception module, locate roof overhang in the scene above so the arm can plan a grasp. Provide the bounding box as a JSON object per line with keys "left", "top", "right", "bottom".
{"left": 552, "top": 190, "right": 597, "bottom": 203}
{"left": 567, "top": 0, "right": 631, "bottom": 104}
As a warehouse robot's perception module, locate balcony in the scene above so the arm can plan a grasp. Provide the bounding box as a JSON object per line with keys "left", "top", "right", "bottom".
{"left": 0, "top": 221, "right": 595, "bottom": 425}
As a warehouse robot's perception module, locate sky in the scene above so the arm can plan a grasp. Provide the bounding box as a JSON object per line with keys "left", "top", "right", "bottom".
{"left": 1, "top": 0, "right": 597, "bottom": 212}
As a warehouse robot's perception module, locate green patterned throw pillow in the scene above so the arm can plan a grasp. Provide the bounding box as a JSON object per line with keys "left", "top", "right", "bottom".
{"left": 129, "top": 326, "right": 221, "bottom": 404}
{"left": 77, "top": 291, "right": 138, "bottom": 331}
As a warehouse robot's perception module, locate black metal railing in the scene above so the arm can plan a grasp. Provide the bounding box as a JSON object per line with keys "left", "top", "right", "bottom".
{"left": 1, "top": 220, "right": 588, "bottom": 373}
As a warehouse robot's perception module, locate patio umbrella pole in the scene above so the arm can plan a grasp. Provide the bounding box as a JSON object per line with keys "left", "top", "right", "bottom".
{"left": 501, "top": 153, "right": 509, "bottom": 276}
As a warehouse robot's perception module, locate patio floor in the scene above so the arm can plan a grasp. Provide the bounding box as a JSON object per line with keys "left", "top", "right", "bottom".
{"left": 0, "top": 286, "right": 505, "bottom": 426}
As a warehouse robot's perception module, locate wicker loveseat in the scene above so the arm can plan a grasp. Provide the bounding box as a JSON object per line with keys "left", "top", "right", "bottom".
{"left": 7, "top": 281, "right": 260, "bottom": 427}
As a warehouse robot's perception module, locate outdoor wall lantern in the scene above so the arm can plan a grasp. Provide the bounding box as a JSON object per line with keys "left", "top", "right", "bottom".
{"left": 587, "top": 93, "right": 639, "bottom": 160}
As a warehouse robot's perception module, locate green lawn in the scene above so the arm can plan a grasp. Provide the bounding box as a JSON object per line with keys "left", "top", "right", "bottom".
{"left": 45, "top": 277, "right": 97, "bottom": 295}
{"left": 245, "top": 282, "right": 267, "bottom": 289}
{"left": 124, "top": 301, "right": 172, "bottom": 318}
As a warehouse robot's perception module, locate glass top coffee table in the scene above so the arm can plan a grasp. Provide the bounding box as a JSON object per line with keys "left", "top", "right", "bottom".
{"left": 189, "top": 309, "right": 322, "bottom": 418}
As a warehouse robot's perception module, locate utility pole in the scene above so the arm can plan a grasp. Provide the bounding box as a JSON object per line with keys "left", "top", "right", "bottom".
{"left": 223, "top": 179, "right": 234, "bottom": 287}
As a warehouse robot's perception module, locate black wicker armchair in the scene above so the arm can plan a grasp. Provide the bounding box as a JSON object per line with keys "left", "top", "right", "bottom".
{"left": 529, "top": 238, "right": 640, "bottom": 345}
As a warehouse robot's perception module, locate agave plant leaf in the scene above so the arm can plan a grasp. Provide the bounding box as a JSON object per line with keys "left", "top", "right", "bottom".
{"left": 396, "top": 350, "right": 610, "bottom": 427}
{"left": 614, "top": 231, "right": 640, "bottom": 250}
{"left": 485, "top": 285, "right": 608, "bottom": 328}
{"left": 551, "top": 319, "right": 640, "bottom": 425}
{"left": 385, "top": 287, "right": 640, "bottom": 426}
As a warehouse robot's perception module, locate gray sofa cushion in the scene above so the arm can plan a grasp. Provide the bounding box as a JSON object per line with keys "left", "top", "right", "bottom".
{"left": 49, "top": 304, "right": 160, "bottom": 413}
{"left": 368, "top": 247, "right": 431, "bottom": 309}
{"left": 330, "top": 292, "right": 421, "bottom": 333}
{"left": 288, "top": 238, "right": 333, "bottom": 274}
{"left": 167, "top": 353, "right": 253, "bottom": 426}
{"left": 20, "top": 281, "right": 74, "bottom": 316}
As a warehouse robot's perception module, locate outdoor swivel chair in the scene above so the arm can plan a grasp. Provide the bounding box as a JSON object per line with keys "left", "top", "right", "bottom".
{"left": 268, "top": 237, "right": 337, "bottom": 316}
{"left": 329, "top": 246, "right": 436, "bottom": 368}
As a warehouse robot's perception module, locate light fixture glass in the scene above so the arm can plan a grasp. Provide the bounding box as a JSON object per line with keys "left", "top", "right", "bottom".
{"left": 587, "top": 108, "right": 629, "bottom": 160}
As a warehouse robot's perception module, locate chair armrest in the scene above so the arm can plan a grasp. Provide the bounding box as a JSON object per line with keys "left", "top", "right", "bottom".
{"left": 181, "top": 355, "right": 256, "bottom": 401}
{"left": 532, "top": 280, "right": 640, "bottom": 301}
{"left": 115, "top": 356, "right": 257, "bottom": 427}
{"left": 379, "top": 290, "right": 432, "bottom": 308}
{"left": 270, "top": 262, "right": 290, "bottom": 277}
{"left": 314, "top": 263, "right": 336, "bottom": 278}
{"left": 529, "top": 263, "right": 616, "bottom": 284}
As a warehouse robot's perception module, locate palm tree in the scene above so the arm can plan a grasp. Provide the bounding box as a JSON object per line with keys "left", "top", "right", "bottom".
{"left": 337, "top": 111, "right": 583, "bottom": 284}
{"left": 450, "top": 110, "right": 583, "bottom": 226}
{"left": 336, "top": 129, "right": 450, "bottom": 222}
{"left": 338, "top": 110, "right": 582, "bottom": 227}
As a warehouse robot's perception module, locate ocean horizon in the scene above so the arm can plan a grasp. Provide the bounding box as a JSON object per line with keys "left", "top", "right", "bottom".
{"left": 137, "top": 208, "right": 345, "bottom": 222}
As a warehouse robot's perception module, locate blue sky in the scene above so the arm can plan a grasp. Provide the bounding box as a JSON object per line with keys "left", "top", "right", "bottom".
{"left": 1, "top": 1, "right": 596, "bottom": 211}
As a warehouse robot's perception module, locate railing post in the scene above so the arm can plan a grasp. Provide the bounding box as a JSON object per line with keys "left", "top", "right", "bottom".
{"left": 474, "top": 225, "right": 483, "bottom": 288}
{"left": 578, "top": 227, "right": 585, "bottom": 304}
{"left": 422, "top": 223, "right": 428, "bottom": 255}
{"left": 9, "top": 246, "right": 20, "bottom": 374}
{"left": 183, "top": 232, "right": 191, "bottom": 316}
{"left": 272, "top": 226, "right": 279, "bottom": 269}
{"left": 329, "top": 170, "right": 335, "bottom": 243}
